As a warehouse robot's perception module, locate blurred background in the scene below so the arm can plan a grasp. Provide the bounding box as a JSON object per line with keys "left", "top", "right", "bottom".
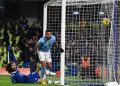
{"left": 0, "top": 0, "right": 57, "bottom": 73}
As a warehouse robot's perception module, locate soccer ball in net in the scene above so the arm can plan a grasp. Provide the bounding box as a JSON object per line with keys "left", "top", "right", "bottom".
{"left": 102, "top": 18, "right": 110, "bottom": 26}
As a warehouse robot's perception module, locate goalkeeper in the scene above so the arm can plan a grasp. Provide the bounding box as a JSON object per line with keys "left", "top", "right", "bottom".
{"left": 5, "top": 62, "right": 59, "bottom": 84}
{"left": 34, "top": 29, "right": 64, "bottom": 80}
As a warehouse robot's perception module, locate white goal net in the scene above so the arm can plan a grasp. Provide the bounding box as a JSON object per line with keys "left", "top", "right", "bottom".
{"left": 43, "top": 0, "right": 120, "bottom": 85}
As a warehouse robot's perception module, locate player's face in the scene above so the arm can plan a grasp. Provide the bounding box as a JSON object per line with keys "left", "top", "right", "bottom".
{"left": 84, "top": 57, "right": 88, "bottom": 61}
{"left": 45, "top": 32, "right": 52, "bottom": 39}
{"left": 11, "top": 63, "right": 17, "bottom": 71}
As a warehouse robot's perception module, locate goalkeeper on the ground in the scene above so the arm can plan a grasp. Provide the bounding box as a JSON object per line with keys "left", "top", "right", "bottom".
{"left": 5, "top": 62, "right": 60, "bottom": 84}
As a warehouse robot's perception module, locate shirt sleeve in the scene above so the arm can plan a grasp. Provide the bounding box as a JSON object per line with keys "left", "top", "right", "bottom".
{"left": 37, "top": 38, "right": 43, "bottom": 45}
{"left": 52, "top": 35, "right": 56, "bottom": 43}
{"left": 11, "top": 74, "right": 16, "bottom": 83}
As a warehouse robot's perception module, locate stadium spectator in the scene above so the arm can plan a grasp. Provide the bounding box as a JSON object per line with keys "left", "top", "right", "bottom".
{"left": 0, "top": 40, "right": 4, "bottom": 65}
{"left": 12, "top": 45, "right": 22, "bottom": 65}
{"left": 27, "top": 47, "right": 38, "bottom": 73}
{"left": 80, "top": 56, "right": 90, "bottom": 79}
{"left": 19, "top": 16, "right": 28, "bottom": 30}
{"left": 0, "top": 17, "right": 43, "bottom": 67}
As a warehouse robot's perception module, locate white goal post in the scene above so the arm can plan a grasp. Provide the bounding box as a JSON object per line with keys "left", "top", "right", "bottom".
{"left": 43, "top": 0, "right": 120, "bottom": 85}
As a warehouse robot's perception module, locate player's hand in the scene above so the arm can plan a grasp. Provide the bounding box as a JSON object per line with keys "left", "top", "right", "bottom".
{"left": 34, "top": 51, "right": 37, "bottom": 55}
{"left": 57, "top": 48, "right": 64, "bottom": 53}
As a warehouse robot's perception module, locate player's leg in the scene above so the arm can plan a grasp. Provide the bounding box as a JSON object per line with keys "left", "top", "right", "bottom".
{"left": 46, "top": 62, "right": 60, "bottom": 77}
{"left": 37, "top": 51, "right": 46, "bottom": 80}
{"left": 36, "top": 63, "right": 41, "bottom": 72}
{"left": 37, "top": 79, "right": 60, "bottom": 84}
{"left": 41, "top": 61, "right": 46, "bottom": 79}
{"left": 46, "top": 62, "right": 56, "bottom": 75}
{"left": 27, "top": 71, "right": 40, "bottom": 83}
{"left": 46, "top": 53, "right": 57, "bottom": 76}
{"left": 37, "top": 79, "right": 47, "bottom": 84}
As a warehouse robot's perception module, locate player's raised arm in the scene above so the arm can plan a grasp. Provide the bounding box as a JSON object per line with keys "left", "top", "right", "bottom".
{"left": 34, "top": 43, "right": 40, "bottom": 55}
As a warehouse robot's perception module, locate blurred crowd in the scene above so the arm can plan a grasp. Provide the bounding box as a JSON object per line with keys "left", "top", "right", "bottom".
{"left": 0, "top": 16, "right": 43, "bottom": 70}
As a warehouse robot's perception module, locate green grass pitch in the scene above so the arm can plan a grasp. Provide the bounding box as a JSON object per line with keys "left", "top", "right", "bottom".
{"left": 0, "top": 75, "right": 62, "bottom": 86}
{"left": 0, "top": 75, "right": 106, "bottom": 86}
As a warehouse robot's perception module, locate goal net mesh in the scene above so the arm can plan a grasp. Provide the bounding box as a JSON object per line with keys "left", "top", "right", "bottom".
{"left": 44, "top": 0, "right": 120, "bottom": 85}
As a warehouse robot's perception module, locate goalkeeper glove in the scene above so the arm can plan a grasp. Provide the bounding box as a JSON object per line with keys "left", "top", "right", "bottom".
{"left": 57, "top": 48, "right": 64, "bottom": 53}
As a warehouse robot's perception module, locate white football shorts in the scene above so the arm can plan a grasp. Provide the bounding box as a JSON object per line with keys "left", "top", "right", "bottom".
{"left": 37, "top": 51, "right": 52, "bottom": 63}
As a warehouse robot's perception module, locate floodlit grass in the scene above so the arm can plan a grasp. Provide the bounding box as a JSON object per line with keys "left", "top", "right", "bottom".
{"left": 0, "top": 75, "right": 106, "bottom": 86}
{"left": 0, "top": 75, "right": 62, "bottom": 86}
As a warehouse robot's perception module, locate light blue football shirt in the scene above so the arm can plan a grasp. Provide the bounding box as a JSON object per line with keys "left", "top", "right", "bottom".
{"left": 37, "top": 35, "right": 56, "bottom": 52}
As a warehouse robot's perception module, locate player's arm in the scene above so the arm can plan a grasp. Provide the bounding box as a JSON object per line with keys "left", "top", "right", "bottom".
{"left": 34, "top": 43, "right": 40, "bottom": 55}
{"left": 52, "top": 41, "right": 58, "bottom": 49}
{"left": 53, "top": 42, "right": 64, "bottom": 53}
{"left": 11, "top": 75, "right": 17, "bottom": 83}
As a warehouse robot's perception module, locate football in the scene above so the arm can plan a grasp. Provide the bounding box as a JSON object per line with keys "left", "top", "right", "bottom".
{"left": 102, "top": 18, "right": 110, "bottom": 26}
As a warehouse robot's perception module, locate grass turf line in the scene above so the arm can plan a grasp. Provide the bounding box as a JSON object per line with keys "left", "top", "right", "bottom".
{"left": 0, "top": 75, "right": 62, "bottom": 86}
